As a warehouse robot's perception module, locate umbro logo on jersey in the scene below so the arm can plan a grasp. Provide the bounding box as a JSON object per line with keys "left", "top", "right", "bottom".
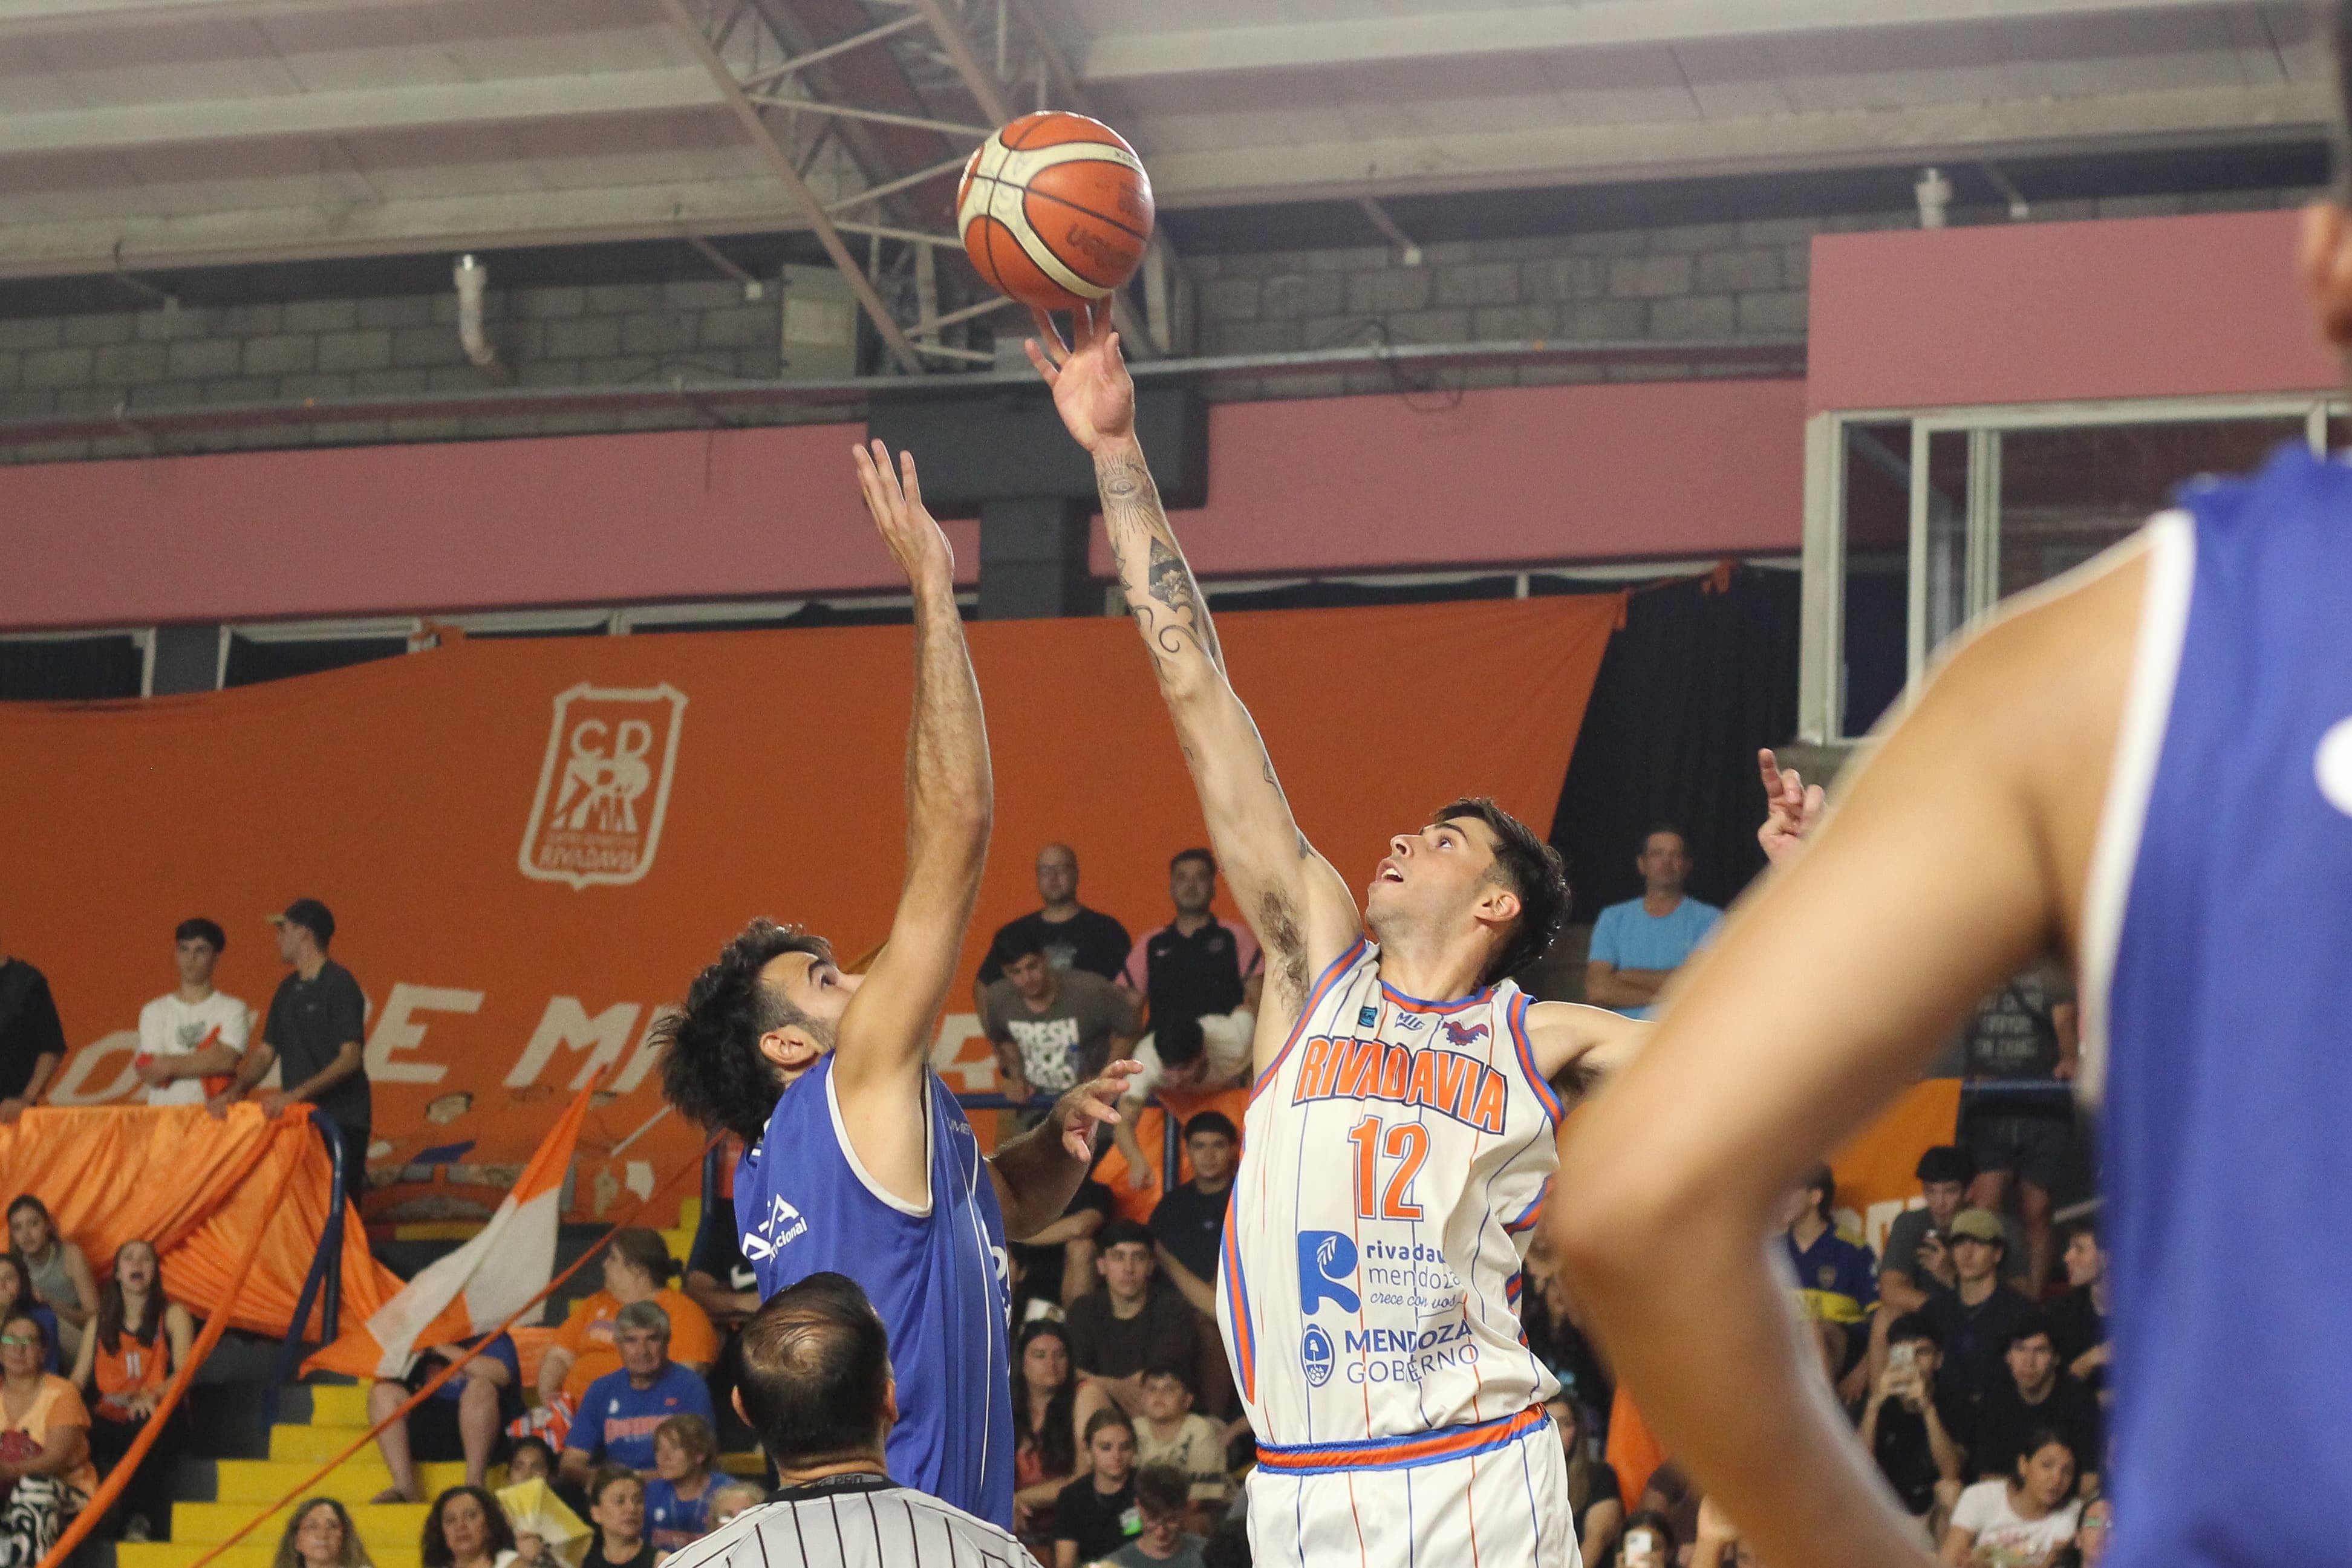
{"left": 741, "top": 1196, "right": 809, "bottom": 1261}
{"left": 1297, "top": 1229, "right": 1360, "bottom": 1315}
{"left": 2316, "top": 716, "right": 2352, "bottom": 818}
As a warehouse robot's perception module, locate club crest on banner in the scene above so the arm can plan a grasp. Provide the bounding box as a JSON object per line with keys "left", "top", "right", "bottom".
{"left": 519, "top": 683, "right": 688, "bottom": 890}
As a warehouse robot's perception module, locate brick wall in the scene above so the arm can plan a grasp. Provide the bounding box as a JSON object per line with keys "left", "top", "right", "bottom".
{"left": 0, "top": 185, "right": 2308, "bottom": 463}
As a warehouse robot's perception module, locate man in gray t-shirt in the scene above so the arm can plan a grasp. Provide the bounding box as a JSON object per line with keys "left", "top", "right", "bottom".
{"left": 1878, "top": 1145, "right": 2028, "bottom": 1317}
{"left": 982, "top": 926, "right": 1138, "bottom": 1106}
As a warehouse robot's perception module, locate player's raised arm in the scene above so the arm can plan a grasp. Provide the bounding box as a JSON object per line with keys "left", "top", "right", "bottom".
{"left": 832, "top": 441, "right": 992, "bottom": 1096}
{"left": 1026, "top": 305, "right": 1358, "bottom": 1042}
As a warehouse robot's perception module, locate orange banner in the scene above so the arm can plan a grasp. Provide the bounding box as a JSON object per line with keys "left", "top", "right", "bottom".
{"left": 0, "top": 1105, "right": 402, "bottom": 1336}
{"left": 1829, "top": 1077, "right": 1963, "bottom": 1255}
{"left": 0, "top": 597, "right": 1617, "bottom": 1215}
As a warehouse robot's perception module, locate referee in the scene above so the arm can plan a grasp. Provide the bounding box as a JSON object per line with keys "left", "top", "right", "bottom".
{"left": 666, "top": 1273, "right": 1041, "bottom": 1568}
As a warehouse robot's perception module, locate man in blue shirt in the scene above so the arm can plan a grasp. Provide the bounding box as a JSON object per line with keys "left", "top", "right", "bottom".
{"left": 560, "top": 1302, "right": 716, "bottom": 1483}
{"left": 1584, "top": 825, "right": 1722, "bottom": 1018}
{"left": 1784, "top": 1165, "right": 1877, "bottom": 1407}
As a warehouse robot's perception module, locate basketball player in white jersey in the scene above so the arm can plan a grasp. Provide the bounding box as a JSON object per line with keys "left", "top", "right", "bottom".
{"left": 1029, "top": 307, "right": 1645, "bottom": 1566}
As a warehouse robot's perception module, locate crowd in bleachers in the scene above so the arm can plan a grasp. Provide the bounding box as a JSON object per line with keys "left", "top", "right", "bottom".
{"left": 0, "top": 828, "right": 2110, "bottom": 1568}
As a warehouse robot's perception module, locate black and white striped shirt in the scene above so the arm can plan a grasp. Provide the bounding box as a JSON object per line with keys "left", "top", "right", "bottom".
{"left": 659, "top": 1474, "right": 1042, "bottom": 1568}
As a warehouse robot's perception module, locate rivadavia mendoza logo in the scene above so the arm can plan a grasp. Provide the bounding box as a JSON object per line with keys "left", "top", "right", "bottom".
{"left": 519, "top": 683, "right": 687, "bottom": 890}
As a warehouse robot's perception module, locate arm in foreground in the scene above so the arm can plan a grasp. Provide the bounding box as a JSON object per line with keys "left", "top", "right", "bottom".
{"left": 989, "top": 1061, "right": 1141, "bottom": 1240}
{"left": 1545, "top": 552, "right": 2139, "bottom": 1568}
{"left": 1028, "top": 305, "right": 1358, "bottom": 1041}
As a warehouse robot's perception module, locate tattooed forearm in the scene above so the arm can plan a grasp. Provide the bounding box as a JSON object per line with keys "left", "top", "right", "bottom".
{"left": 1098, "top": 448, "right": 1222, "bottom": 675}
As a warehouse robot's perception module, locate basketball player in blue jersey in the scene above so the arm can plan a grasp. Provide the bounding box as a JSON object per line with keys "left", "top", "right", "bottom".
{"left": 1029, "top": 309, "right": 1648, "bottom": 1565}
{"left": 1551, "top": 20, "right": 2352, "bottom": 1561}
{"left": 653, "top": 439, "right": 1137, "bottom": 1531}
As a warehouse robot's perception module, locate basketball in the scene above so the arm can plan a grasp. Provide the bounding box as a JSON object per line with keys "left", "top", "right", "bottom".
{"left": 957, "top": 111, "right": 1154, "bottom": 313}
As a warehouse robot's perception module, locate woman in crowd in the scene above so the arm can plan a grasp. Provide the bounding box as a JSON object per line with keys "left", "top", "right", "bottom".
{"left": 1546, "top": 1395, "right": 1624, "bottom": 1568}
{"left": 273, "top": 1498, "right": 374, "bottom": 1568}
{"left": 6, "top": 1202, "right": 94, "bottom": 1365}
{"left": 420, "top": 1485, "right": 517, "bottom": 1568}
{"left": 642, "top": 1415, "right": 716, "bottom": 1552}
{"left": 1611, "top": 1509, "right": 1679, "bottom": 1568}
{"left": 534, "top": 1233, "right": 715, "bottom": 1437}
{"left": 1941, "top": 1430, "right": 2083, "bottom": 1567}
{"left": 581, "top": 1466, "right": 657, "bottom": 1568}
{"left": 505, "top": 1437, "right": 555, "bottom": 1485}
{"left": 1010, "top": 1320, "right": 1078, "bottom": 1544}
{"left": 0, "top": 1311, "right": 95, "bottom": 1568}
{"left": 73, "top": 1239, "right": 194, "bottom": 1541}
{"left": 704, "top": 1483, "right": 761, "bottom": 1532}
{"left": 0, "top": 1263, "right": 59, "bottom": 1379}
{"left": 1052, "top": 1410, "right": 1139, "bottom": 1568}
{"left": 2067, "top": 1495, "right": 2112, "bottom": 1567}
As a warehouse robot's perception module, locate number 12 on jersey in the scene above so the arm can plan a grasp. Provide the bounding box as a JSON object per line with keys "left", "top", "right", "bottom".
{"left": 1346, "top": 1116, "right": 1428, "bottom": 1220}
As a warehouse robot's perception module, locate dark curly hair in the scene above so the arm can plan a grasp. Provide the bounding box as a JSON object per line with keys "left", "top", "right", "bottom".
{"left": 655, "top": 919, "right": 836, "bottom": 1142}
{"left": 1430, "top": 796, "right": 1571, "bottom": 987}
{"left": 420, "top": 1486, "right": 514, "bottom": 1568}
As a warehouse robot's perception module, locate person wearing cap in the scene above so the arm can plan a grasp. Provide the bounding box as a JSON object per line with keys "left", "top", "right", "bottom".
{"left": 1918, "top": 1207, "right": 2033, "bottom": 1411}
{"left": 1877, "top": 1146, "right": 2030, "bottom": 1320}
{"left": 212, "top": 899, "right": 371, "bottom": 1188}
{"left": 134, "top": 918, "right": 250, "bottom": 1108}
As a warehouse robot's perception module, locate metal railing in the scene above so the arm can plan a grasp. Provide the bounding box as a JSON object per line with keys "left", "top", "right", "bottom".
{"left": 267, "top": 1110, "right": 347, "bottom": 1418}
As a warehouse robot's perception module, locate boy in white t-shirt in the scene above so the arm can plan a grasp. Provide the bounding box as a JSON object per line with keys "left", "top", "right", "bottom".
{"left": 134, "top": 918, "right": 249, "bottom": 1107}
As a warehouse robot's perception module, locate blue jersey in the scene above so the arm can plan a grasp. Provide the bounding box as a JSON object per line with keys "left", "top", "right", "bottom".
{"left": 2085, "top": 443, "right": 2352, "bottom": 1568}
{"left": 735, "top": 1055, "right": 1013, "bottom": 1526}
{"left": 570, "top": 1362, "right": 715, "bottom": 1472}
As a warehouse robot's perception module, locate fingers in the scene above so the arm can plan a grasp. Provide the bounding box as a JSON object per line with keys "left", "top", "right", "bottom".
{"left": 1091, "top": 298, "right": 1115, "bottom": 339}
{"left": 1030, "top": 306, "right": 1070, "bottom": 360}
{"left": 1023, "top": 336, "right": 1060, "bottom": 384}
{"left": 1757, "top": 747, "right": 1782, "bottom": 797}
{"left": 897, "top": 447, "right": 922, "bottom": 511}
{"left": 1803, "top": 782, "right": 1826, "bottom": 821}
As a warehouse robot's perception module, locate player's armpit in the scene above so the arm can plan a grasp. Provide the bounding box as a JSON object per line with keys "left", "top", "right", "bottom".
{"left": 1525, "top": 1001, "right": 1647, "bottom": 1101}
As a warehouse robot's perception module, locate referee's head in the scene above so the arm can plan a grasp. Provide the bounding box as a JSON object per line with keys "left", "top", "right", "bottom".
{"left": 735, "top": 1271, "right": 899, "bottom": 1477}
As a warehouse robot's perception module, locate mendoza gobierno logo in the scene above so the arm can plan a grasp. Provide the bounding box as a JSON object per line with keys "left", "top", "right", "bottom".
{"left": 519, "top": 683, "right": 688, "bottom": 890}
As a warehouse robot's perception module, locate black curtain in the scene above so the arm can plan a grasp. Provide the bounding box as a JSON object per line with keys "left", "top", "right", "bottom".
{"left": 0, "top": 636, "right": 143, "bottom": 701}
{"left": 221, "top": 634, "right": 408, "bottom": 687}
{"left": 1546, "top": 566, "right": 1800, "bottom": 920}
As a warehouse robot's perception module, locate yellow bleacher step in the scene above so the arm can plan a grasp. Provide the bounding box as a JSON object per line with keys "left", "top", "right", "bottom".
{"left": 303, "top": 1384, "right": 376, "bottom": 1429}
{"left": 213, "top": 1457, "right": 469, "bottom": 1504}
{"left": 123, "top": 1547, "right": 423, "bottom": 1568}
{"left": 173, "top": 1501, "right": 426, "bottom": 1549}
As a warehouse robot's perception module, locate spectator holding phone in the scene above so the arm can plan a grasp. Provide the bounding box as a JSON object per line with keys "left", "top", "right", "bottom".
{"left": 1858, "top": 1313, "right": 1970, "bottom": 1543}
{"left": 1612, "top": 1508, "right": 1678, "bottom": 1568}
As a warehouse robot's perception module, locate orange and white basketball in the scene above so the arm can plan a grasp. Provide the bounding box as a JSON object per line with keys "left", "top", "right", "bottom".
{"left": 958, "top": 111, "right": 1154, "bottom": 313}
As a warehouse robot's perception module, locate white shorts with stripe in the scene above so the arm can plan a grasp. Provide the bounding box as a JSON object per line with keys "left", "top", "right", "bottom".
{"left": 1245, "top": 1404, "right": 1580, "bottom": 1568}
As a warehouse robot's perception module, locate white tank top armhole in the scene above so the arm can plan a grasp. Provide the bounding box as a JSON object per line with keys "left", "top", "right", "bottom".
{"left": 825, "top": 1065, "right": 935, "bottom": 1217}
{"left": 2076, "top": 509, "right": 2197, "bottom": 1108}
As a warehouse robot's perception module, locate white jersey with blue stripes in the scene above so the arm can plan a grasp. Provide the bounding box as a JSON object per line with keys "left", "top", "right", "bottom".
{"left": 1220, "top": 937, "right": 1562, "bottom": 1458}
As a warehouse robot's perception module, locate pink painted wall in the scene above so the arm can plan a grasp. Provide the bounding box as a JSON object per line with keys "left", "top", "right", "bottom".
{"left": 1808, "top": 209, "right": 2341, "bottom": 414}
{"left": 1, "top": 378, "right": 1807, "bottom": 630}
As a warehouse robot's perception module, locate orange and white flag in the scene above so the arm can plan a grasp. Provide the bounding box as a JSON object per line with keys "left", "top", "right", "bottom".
{"left": 307, "top": 1085, "right": 595, "bottom": 1379}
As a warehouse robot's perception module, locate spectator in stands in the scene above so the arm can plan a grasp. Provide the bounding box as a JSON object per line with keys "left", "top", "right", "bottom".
{"left": 1132, "top": 1362, "right": 1227, "bottom": 1516}
{"left": 1857, "top": 1313, "right": 1969, "bottom": 1543}
{"left": 0, "top": 1310, "right": 94, "bottom": 1567}
{"left": 1112, "top": 1012, "right": 1254, "bottom": 1179}
{"left": 1011, "top": 1176, "right": 1111, "bottom": 1317}
{"left": 1106, "top": 1464, "right": 1206, "bottom": 1568}
{"left": 72, "top": 1240, "right": 192, "bottom": 1541}
{"left": 2047, "top": 1223, "right": 2111, "bottom": 1396}
{"left": 535, "top": 1231, "right": 717, "bottom": 1445}
{"left": 366, "top": 1329, "right": 521, "bottom": 1501}
{"left": 1067, "top": 1222, "right": 1199, "bottom": 1432}
{"left": 2071, "top": 1494, "right": 2113, "bottom": 1567}
{"left": 1545, "top": 1393, "right": 1624, "bottom": 1568}
{"left": 0, "top": 1259, "right": 61, "bottom": 1376}
{"left": 217, "top": 900, "right": 372, "bottom": 1191}
{"left": 274, "top": 1498, "right": 374, "bottom": 1568}
{"left": 1972, "top": 1315, "right": 2102, "bottom": 1492}
{"left": 1583, "top": 827, "right": 1721, "bottom": 1018}
{"left": 507, "top": 1436, "right": 555, "bottom": 1483}
{"left": 1783, "top": 1165, "right": 1875, "bottom": 1403}
{"left": 560, "top": 1303, "right": 717, "bottom": 1488}
{"left": 582, "top": 1467, "right": 656, "bottom": 1568}
{"left": 974, "top": 844, "right": 1136, "bottom": 1005}
{"left": 682, "top": 1192, "right": 758, "bottom": 1455}
{"left": 1941, "top": 1430, "right": 2081, "bottom": 1567}
{"left": 421, "top": 1485, "right": 517, "bottom": 1568}
{"left": 1957, "top": 960, "right": 2079, "bottom": 1294}
{"left": 1612, "top": 1508, "right": 1680, "bottom": 1568}
{"left": 0, "top": 941, "right": 65, "bottom": 1127}
{"left": 8, "top": 1199, "right": 96, "bottom": 1363}
{"left": 1922, "top": 1209, "right": 2034, "bottom": 1410}
{"left": 1011, "top": 1320, "right": 1079, "bottom": 1543}
{"left": 1145, "top": 1111, "right": 1238, "bottom": 1415}
{"left": 1120, "top": 850, "right": 1262, "bottom": 1041}
{"left": 134, "top": 919, "right": 249, "bottom": 1107}
{"left": 642, "top": 1414, "right": 717, "bottom": 1552}
{"left": 982, "top": 926, "right": 1138, "bottom": 1114}
{"left": 1054, "top": 1410, "right": 1141, "bottom": 1568}
{"left": 1879, "top": 1148, "right": 2031, "bottom": 1321}
{"left": 704, "top": 1482, "right": 761, "bottom": 1532}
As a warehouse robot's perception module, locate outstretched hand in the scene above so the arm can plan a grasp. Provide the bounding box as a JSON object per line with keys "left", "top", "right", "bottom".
{"left": 1050, "top": 1058, "right": 1142, "bottom": 1160}
{"left": 1025, "top": 299, "right": 1135, "bottom": 454}
{"left": 1757, "top": 747, "right": 1826, "bottom": 867}
{"left": 852, "top": 438, "right": 954, "bottom": 588}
